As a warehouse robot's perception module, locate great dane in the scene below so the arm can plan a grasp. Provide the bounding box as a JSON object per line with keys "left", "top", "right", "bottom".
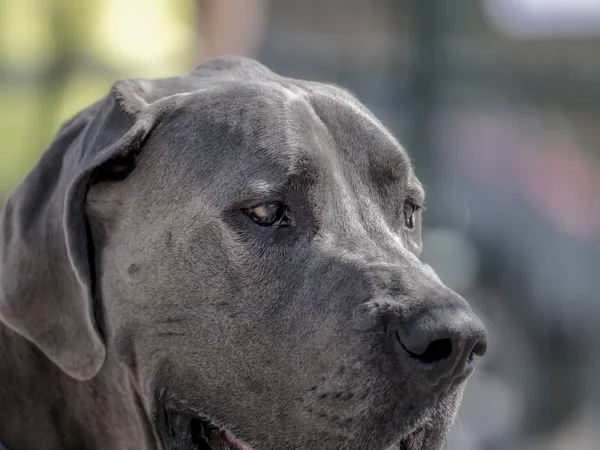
{"left": 0, "top": 56, "right": 487, "bottom": 450}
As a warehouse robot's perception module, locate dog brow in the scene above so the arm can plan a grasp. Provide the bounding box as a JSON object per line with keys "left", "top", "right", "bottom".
{"left": 241, "top": 180, "right": 286, "bottom": 202}
{"left": 406, "top": 184, "right": 425, "bottom": 205}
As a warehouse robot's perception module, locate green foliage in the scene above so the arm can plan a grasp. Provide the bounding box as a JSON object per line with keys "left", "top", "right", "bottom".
{"left": 0, "top": 0, "right": 196, "bottom": 199}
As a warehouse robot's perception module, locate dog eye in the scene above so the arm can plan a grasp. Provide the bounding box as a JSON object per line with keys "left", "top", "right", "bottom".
{"left": 245, "top": 202, "right": 291, "bottom": 227}
{"left": 403, "top": 201, "right": 418, "bottom": 230}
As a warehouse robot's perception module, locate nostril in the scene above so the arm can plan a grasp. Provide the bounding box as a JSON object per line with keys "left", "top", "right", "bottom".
{"left": 472, "top": 340, "right": 487, "bottom": 357}
{"left": 416, "top": 338, "right": 453, "bottom": 363}
{"left": 399, "top": 334, "right": 454, "bottom": 364}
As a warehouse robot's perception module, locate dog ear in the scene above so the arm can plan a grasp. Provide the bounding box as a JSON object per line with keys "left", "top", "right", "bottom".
{"left": 0, "top": 79, "right": 158, "bottom": 380}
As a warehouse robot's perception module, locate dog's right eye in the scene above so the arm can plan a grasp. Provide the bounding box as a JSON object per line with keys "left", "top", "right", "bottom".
{"left": 244, "top": 202, "right": 292, "bottom": 227}
{"left": 403, "top": 201, "right": 419, "bottom": 230}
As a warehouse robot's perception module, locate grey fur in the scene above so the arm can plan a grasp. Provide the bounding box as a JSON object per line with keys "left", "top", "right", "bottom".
{"left": 0, "top": 56, "right": 486, "bottom": 450}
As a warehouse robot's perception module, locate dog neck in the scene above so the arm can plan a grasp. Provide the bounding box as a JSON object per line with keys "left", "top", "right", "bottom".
{"left": 0, "top": 322, "right": 160, "bottom": 450}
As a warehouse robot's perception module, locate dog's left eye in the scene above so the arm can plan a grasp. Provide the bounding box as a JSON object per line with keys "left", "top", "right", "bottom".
{"left": 403, "top": 201, "right": 419, "bottom": 230}
{"left": 245, "top": 202, "right": 292, "bottom": 227}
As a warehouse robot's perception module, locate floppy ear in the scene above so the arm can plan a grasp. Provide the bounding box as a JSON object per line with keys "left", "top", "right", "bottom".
{"left": 0, "top": 80, "right": 157, "bottom": 380}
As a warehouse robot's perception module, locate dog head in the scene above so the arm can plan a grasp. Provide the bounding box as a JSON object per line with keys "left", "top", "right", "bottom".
{"left": 0, "top": 57, "right": 487, "bottom": 450}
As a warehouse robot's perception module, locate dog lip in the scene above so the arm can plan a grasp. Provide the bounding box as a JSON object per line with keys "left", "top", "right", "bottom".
{"left": 199, "top": 416, "right": 252, "bottom": 450}
{"left": 394, "top": 424, "right": 430, "bottom": 450}
{"left": 159, "top": 400, "right": 252, "bottom": 450}
{"left": 224, "top": 430, "right": 253, "bottom": 450}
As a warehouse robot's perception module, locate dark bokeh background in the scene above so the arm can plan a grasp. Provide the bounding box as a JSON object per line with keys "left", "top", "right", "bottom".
{"left": 1, "top": 1, "right": 599, "bottom": 449}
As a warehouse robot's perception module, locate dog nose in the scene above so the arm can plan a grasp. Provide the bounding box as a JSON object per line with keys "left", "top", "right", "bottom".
{"left": 393, "top": 298, "right": 487, "bottom": 385}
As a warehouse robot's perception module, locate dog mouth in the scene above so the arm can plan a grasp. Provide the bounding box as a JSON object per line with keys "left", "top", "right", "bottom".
{"left": 158, "top": 406, "right": 251, "bottom": 450}
{"left": 189, "top": 417, "right": 249, "bottom": 450}
{"left": 160, "top": 412, "right": 426, "bottom": 450}
{"left": 158, "top": 403, "right": 434, "bottom": 450}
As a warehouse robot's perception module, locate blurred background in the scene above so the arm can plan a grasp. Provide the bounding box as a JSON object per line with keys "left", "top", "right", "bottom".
{"left": 1, "top": 0, "right": 599, "bottom": 448}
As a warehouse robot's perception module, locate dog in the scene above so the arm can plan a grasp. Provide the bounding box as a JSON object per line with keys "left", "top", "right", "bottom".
{"left": 0, "top": 56, "right": 487, "bottom": 450}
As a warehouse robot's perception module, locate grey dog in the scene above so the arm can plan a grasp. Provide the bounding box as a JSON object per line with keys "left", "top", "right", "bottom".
{"left": 0, "top": 57, "right": 487, "bottom": 450}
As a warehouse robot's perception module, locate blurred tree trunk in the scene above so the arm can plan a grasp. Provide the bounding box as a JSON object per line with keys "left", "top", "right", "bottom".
{"left": 195, "top": 0, "right": 269, "bottom": 63}
{"left": 35, "top": 0, "right": 78, "bottom": 149}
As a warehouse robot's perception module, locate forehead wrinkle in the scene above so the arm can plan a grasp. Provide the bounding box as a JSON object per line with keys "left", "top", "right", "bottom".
{"left": 278, "top": 85, "right": 339, "bottom": 181}
{"left": 281, "top": 92, "right": 381, "bottom": 243}
{"left": 290, "top": 90, "right": 384, "bottom": 236}
{"left": 370, "top": 155, "right": 423, "bottom": 207}
{"left": 306, "top": 88, "right": 415, "bottom": 199}
{"left": 308, "top": 86, "right": 408, "bottom": 161}
{"left": 229, "top": 87, "right": 335, "bottom": 205}
{"left": 299, "top": 88, "right": 424, "bottom": 253}
{"left": 317, "top": 142, "right": 392, "bottom": 249}
{"left": 348, "top": 117, "right": 418, "bottom": 209}
{"left": 266, "top": 83, "right": 319, "bottom": 179}
{"left": 199, "top": 81, "right": 305, "bottom": 176}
